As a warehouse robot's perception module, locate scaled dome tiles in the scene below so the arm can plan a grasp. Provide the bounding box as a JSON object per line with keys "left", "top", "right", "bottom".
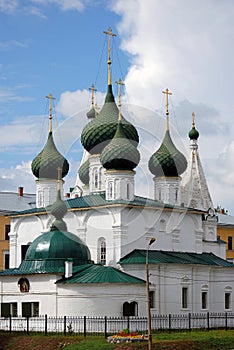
{"left": 100, "top": 120, "right": 140, "bottom": 171}
{"left": 31, "top": 132, "right": 69, "bottom": 179}
{"left": 148, "top": 130, "right": 187, "bottom": 177}
{"left": 81, "top": 85, "right": 139, "bottom": 155}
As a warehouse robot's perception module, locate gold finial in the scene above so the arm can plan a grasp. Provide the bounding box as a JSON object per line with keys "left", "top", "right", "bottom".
{"left": 57, "top": 167, "right": 62, "bottom": 191}
{"left": 89, "top": 84, "right": 96, "bottom": 108}
{"left": 162, "top": 88, "right": 172, "bottom": 131}
{"left": 192, "top": 112, "right": 195, "bottom": 128}
{"left": 46, "top": 93, "right": 56, "bottom": 133}
{"left": 103, "top": 27, "right": 116, "bottom": 85}
{"left": 116, "top": 78, "right": 125, "bottom": 121}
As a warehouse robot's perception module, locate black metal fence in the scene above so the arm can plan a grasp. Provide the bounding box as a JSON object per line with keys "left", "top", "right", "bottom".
{"left": 1, "top": 312, "right": 234, "bottom": 336}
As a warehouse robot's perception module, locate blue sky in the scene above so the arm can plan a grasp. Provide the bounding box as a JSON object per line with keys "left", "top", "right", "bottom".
{"left": 0, "top": 0, "right": 234, "bottom": 214}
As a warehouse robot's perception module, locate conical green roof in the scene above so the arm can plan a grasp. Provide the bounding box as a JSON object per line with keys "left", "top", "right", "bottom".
{"left": 100, "top": 120, "right": 140, "bottom": 170}
{"left": 148, "top": 130, "right": 187, "bottom": 177}
{"left": 31, "top": 132, "right": 69, "bottom": 179}
{"left": 78, "top": 159, "right": 89, "bottom": 185}
{"left": 81, "top": 85, "right": 139, "bottom": 155}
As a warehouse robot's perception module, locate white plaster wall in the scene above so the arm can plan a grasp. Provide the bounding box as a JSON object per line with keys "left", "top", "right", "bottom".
{"left": 57, "top": 283, "right": 146, "bottom": 317}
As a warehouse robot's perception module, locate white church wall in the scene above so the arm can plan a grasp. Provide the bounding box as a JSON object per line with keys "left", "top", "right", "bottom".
{"left": 57, "top": 284, "right": 146, "bottom": 317}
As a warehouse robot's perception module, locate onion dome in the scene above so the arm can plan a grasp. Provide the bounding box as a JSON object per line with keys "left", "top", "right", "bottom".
{"left": 100, "top": 120, "right": 140, "bottom": 170}
{"left": 148, "top": 130, "right": 187, "bottom": 177}
{"left": 31, "top": 132, "right": 69, "bottom": 179}
{"left": 149, "top": 130, "right": 187, "bottom": 177}
{"left": 87, "top": 107, "right": 97, "bottom": 120}
{"left": 189, "top": 112, "right": 199, "bottom": 140}
{"left": 19, "top": 184, "right": 92, "bottom": 272}
{"left": 78, "top": 159, "right": 89, "bottom": 185}
{"left": 81, "top": 84, "right": 139, "bottom": 155}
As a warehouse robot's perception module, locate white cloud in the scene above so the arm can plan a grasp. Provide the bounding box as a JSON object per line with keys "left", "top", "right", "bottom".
{"left": 0, "top": 161, "right": 35, "bottom": 193}
{"left": 30, "top": 0, "right": 85, "bottom": 12}
{"left": 0, "top": 0, "right": 18, "bottom": 13}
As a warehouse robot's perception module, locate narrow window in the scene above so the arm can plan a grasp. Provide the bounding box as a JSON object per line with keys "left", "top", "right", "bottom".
{"left": 94, "top": 170, "right": 98, "bottom": 188}
{"left": 98, "top": 238, "right": 106, "bottom": 265}
{"left": 126, "top": 183, "right": 130, "bottom": 200}
{"left": 202, "top": 291, "right": 207, "bottom": 309}
{"left": 5, "top": 225, "right": 10, "bottom": 240}
{"left": 182, "top": 287, "right": 188, "bottom": 309}
{"left": 149, "top": 291, "right": 155, "bottom": 308}
{"left": 158, "top": 188, "right": 161, "bottom": 201}
{"left": 159, "top": 219, "right": 166, "bottom": 231}
{"left": 123, "top": 301, "right": 138, "bottom": 316}
{"left": 109, "top": 182, "right": 113, "bottom": 199}
{"left": 21, "top": 245, "right": 30, "bottom": 261}
{"left": 225, "top": 293, "right": 231, "bottom": 309}
{"left": 4, "top": 251, "right": 9, "bottom": 269}
{"left": 228, "top": 237, "right": 232, "bottom": 250}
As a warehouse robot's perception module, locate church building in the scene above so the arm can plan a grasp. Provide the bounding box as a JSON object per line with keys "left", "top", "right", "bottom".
{"left": 0, "top": 28, "right": 233, "bottom": 318}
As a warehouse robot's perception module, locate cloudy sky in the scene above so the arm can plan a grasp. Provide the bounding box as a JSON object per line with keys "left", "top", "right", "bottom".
{"left": 0, "top": 0, "right": 234, "bottom": 214}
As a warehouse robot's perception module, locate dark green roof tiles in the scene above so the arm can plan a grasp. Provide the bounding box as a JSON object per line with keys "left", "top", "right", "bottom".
{"left": 81, "top": 85, "right": 139, "bottom": 155}
{"left": 100, "top": 120, "right": 140, "bottom": 170}
{"left": 31, "top": 132, "right": 69, "bottom": 179}
{"left": 148, "top": 130, "right": 187, "bottom": 177}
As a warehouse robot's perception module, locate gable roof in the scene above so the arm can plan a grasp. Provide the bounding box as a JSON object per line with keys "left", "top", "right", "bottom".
{"left": 56, "top": 263, "right": 145, "bottom": 284}
{"left": 119, "top": 249, "right": 233, "bottom": 267}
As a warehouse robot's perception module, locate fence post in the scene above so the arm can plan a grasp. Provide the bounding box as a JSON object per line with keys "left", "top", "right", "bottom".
{"left": 26, "top": 316, "right": 29, "bottom": 334}
{"left": 127, "top": 316, "right": 130, "bottom": 332}
{"left": 207, "top": 312, "right": 210, "bottom": 331}
{"left": 64, "top": 316, "right": 66, "bottom": 336}
{"left": 9, "top": 315, "right": 12, "bottom": 334}
{"left": 188, "top": 313, "right": 191, "bottom": 331}
{"left": 84, "top": 316, "right": 86, "bottom": 338}
{"left": 104, "top": 316, "right": 108, "bottom": 339}
{"left": 169, "top": 314, "right": 171, "bottom": 333}
{"left": 225, "top": 312, "right": 228, "bottom": 331}
{"left": 45, "top": 314, "right": 48, "bottom": 336}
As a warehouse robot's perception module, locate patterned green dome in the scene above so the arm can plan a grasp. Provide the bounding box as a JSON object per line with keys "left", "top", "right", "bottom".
{"left": 31, "top": 132, "right": 69, "bottom": 179}
{"left": 100, "top": 120, "right": 140, "bottom": 170}
{"left": 148, "top": 130, "right": 187, "bottom": 177}
{"left": 78, "top": 159, "right": 89, "bottom": 185}
{"left": 81, "top": 85, "right": 139, "bottom": 155}
{"left": 189, "top": 125, "right": 199, "bottom": 140}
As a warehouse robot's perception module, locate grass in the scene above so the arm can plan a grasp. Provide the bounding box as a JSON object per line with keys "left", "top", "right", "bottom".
{"left": 2, "top": 330, "right": 234, "bottom": 350}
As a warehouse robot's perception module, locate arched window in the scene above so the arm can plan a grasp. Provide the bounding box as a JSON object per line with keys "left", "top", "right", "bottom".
{"left": 123, "top": 301, "right": 138, "bottom": 316}
{"left": 98, "top": 237, "right": 106, "bottom": 265}
{"left": 18, "top": 277, "right": 30, "bottom": 293}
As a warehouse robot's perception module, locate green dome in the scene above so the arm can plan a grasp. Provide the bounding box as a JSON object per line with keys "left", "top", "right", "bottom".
{"left": 78, "top": 159, "right": 89, "bottom": 185}
{"left": 100, "top": 120, "right": 140, "bottom": 170}
{"left": 31, "top": 132, "right": 69, "bottom": 179}
{"left": 81, "top": 85, "right": 139, "bottom": 155}
{"left": 20, "top": 228, "right": 92, "bottom": 271}
{"left": 189, "top": 125, "right": 199, "bottom": 140}
{"left": 87, "top": 107, "right": 97, "bottom": 119}
{"left": 148, "top": 130, "right": 187, "bottom": 177}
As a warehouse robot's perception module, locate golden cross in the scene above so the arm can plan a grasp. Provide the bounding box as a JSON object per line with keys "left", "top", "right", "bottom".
{"left": 116, "top": 79, "right": 125, "bottom": 121}
{"left": 192, "top": 112, "right": 195, "bottom": 128}
{"left": 89, "top": 84, "right": 97, "bottom": 108}
{"left": 162, "top": 88, "right": 172, "bottom": 130}
{"left": 103, "top": 27, "right": 117, "bottom": 85}
{"left": 46, "top": 93, "right": 56, "bottom": 132}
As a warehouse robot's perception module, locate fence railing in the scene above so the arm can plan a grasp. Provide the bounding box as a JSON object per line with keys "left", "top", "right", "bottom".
{"left": 1, "top": 312, "right": 234, "bottom": 336}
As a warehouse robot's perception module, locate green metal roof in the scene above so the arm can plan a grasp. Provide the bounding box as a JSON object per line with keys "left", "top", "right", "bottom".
{"left": 119, "top": 249, "right": 233, "bottom": 267}
{"left": 9, "top": 192, "right": 203, "bottom": 217}
{"left": 56, "top": 263, "right": 145, "bottom": 284}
